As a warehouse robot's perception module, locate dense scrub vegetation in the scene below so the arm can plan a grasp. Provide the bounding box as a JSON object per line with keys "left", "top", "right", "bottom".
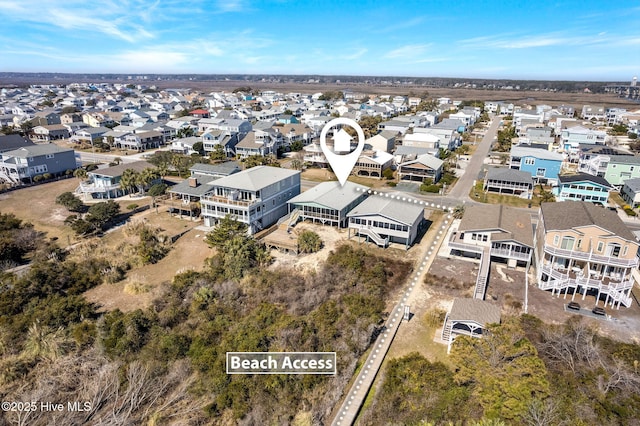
{"left": 0, "top": 212, "right": 412, "bottom": 424}
{"left": 362, "top": 315, "right": 640, "bottom": 425}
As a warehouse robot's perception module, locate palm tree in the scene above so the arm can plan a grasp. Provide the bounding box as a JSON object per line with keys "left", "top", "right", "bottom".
{"left": 23, "top": 321, "right": 65, "bottom": 361}
{"left": 138, "top": 168, "right": 159, "bottom": 195}
{"left": 73, "top": 168, "right": 88, "bottom": 181}
{"left": 119, "top": 168, "right": 140, "bottom": 197}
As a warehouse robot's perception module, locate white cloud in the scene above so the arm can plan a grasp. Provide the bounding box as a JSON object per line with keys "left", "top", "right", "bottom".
{"left": 342, "top": 48, "right": 368, "bottom": 60}
{"left": 384, "top": 44, "right": 431, "bottom": 59}
{"left": 0, "top": 0, "right": 156, "bottom": 42}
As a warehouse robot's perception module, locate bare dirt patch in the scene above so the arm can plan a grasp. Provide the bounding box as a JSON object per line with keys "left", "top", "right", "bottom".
{"left": 424, "top": 255, "right": 640, "bottom": 344}
{"left": 0, "top": 179, "right": 80, "bottom": 243}
{"left": 83, "top": 210, "right": 211, "bottom": 312}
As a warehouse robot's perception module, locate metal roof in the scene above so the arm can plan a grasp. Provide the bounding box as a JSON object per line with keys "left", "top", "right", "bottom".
{"left": 347, "top": 196, "right": 424, "bottom": 225}
{"left": 288, "top": 181, "right": 364, "bottom": 211}
{"left": 210, "top": 165, "right": 300, "bottom": 191}
{"left": 510, "top": 146, "right": 564, "bottom": 161}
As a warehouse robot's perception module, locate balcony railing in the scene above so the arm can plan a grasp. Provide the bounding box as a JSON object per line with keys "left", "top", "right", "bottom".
{"left": 79, "top": 182, "right": 120, "bottom": 192}
{"left": 201, "top": 194, "right": 256, "bottom": 207}
{"left": 490, "top": 247, "right": 531, "bottom": 261}
{"left": 540, "top": 264, "right": 634, "bottom": 291}
{"left": 544, "top": 245, "right": 638, "bottom": 268}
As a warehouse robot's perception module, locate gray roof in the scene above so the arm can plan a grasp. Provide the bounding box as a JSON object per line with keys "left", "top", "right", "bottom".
{"left": 0, "top": 134, "right": 34, "bottom": 152}
{"left": 288, "top": 181, "right": 364, "bottom": 211}
{"left": 89, "top": 161, "right": 155, "bottom": 178}
{"left": 623, "top": 177, "right": 640, "bottom": 193}
{"left": 449, "top": 298, "right": 501, "bottom": 325}
{"left": 458, "top": 204, "right": 534, "bottom": 247}
{"left": 510, "top": 146, "right": 564, "bottom": 161}
{"left": 558, "top": 173, "right": 611, "bottom": 188}
{"left": 2, "top": 143, "right": 73, "bottom": 158}
{"left": 609, "top": 155, "right": 640, "bottom": 165}
{"left": 400, "top": 154, "right": 444, "bottom": 169}
{"left": 434, "top": 118, "right": 466, "bottom": 130}
{"left": 347, "top": 196, "right": 424, "bottom": 225}
{"left": 211, "top": 165, "right": 299, "bottom": 191}
{"left": 190, "top": 161, "right": 240, "bottom": 176}
{"left": 169, "top": 176, "right": 217, "bottom": 197}
{"left": 541, "top": 201, "right": 636, "bottom": 242}
{"left": 394, "top": 145, "right": 434, "bottom": 157}
{"left": 486, "top": 167, "right": 533, "bottom": 185}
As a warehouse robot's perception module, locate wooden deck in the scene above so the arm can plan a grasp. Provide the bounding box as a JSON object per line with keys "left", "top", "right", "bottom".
{"left": 262, "top": 224, "right": 299, "bottom": 254}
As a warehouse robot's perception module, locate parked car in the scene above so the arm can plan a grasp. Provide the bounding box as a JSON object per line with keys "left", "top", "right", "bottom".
{"left": 567, "top": 302, "right": 581, "bottom": 311}
{"left": 592, "top": 306, "right": 606, "bottom": 316}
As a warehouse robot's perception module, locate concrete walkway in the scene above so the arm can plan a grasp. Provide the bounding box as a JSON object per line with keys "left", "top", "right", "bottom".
{"left": 330, "top": 197, "right": 454, "bottom": 425}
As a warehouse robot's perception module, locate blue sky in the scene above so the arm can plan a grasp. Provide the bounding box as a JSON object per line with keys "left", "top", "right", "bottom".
{"left": 0, "top": 0, "right": 638, "bottom": 81}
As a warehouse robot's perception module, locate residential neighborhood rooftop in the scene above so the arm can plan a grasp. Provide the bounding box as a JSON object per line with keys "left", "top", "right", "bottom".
{"left": 288, "top": 181, "right": 363, "bottom": 211}
{"left": 347, "top": 195, "right": 424, "bottom": 225}
{"left": 485, "top": 167, "right": 533, "bottom": 184}
{"left": 449, "top": 298, "right": 501, "bottom": 326}
{"left": 541, "top": 201, "right": 636, "bottom": 241}
{"left": 557, "top": 173, "right": 612, "bottom": 187}
{"left": 210, "top": 165, "right": 299, "bottom": 191}
{"left": 458, "top": 203, "right": 534, "bottom": 247}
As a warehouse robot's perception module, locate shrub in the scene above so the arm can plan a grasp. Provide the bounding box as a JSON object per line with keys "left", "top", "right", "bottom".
{"left": 42, "top": 173, "right": 52, "bottom": 180}
{"left": 420, "top": 184, "right": 441, "bottom": 193}
{"left": 127, "top": 203, "right": 139, "bottom": 210}
{"left": 624, "top": 207, "right": 637, "bottom": 216}
{"left": 32, "top": 175, "right": 44, "bottom": 183}
{"left": 298, "top": 230, "right": 322, "bottom": 253}
{"left": 387, "top": 181, "right": 397, "bottom": 187}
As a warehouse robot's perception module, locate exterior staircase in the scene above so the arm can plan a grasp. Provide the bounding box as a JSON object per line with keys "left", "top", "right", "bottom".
{"left": 441, "top": 314, "right": 452, "bottom": 342}
{"left": 287, "top": 208, "right": 300, "bottom": 230}
{"left": 0, "top": 170, "right": 18, "bottom": 185}
{"left": 357, "top": 226, "right": 388, "bottom": 247}
{"left": 473, "top": 247, "right": 491, "bottom": 300}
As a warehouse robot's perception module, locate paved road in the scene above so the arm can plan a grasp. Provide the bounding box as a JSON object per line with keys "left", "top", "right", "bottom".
{"left": 76, "top": 147, "right": 172, "bottom": 166}
{"left": 447, "top": 116, "right": 501, "bottom": 200}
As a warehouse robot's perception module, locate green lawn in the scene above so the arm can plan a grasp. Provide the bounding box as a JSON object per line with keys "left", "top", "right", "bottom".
{"left": 468, "top": 180, "right": 549, "bottom": 208}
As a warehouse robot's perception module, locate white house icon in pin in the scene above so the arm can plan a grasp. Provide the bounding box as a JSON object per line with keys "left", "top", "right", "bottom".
{"left": 333, "top": 128, "right": 352, "bottom": 153}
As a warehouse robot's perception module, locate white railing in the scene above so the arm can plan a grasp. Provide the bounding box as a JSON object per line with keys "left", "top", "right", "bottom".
{"left": 544, "top": 246, "right": 638, "bottom": 268}
{"left": 490, "top": 247, "right": 531, "bottom": 261}
{"left": 79, "top": 182, "right": 120, "bottom": 193}
{"left": 354, "top": 225, "right": 388, "bottom": 247}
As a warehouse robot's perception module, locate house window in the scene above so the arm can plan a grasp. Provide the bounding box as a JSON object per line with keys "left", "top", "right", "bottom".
{"left": 560, "top": 236, "right": 575, "bottom": 250}
{"left": 553, "top": 235, "right": 560, "bottom": 246}
{"left": 623, "top": 246, "right": 628, "bottom": 257}
{"left": 46, "top": 154, "right": 54, "bottom": 159}
{"left": 597, "top": 241, "right": 604, "bottom": 252}
{"left": 577, "top": 239, "right": 582, "bottom": 249}
{"left": 536, "top": 168, "right": 546, "bottom": 177}
{"left": 524, "top": 158, "right": 535, "bottom": 165}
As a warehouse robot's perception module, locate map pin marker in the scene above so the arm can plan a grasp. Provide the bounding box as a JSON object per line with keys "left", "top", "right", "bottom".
{"left": 319, "top": 118, "right": 365, "bottom": 186}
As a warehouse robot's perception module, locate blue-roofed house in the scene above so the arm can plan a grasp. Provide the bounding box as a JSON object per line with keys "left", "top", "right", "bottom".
{"left": 553, "top": 173, "right": 612, "bottom": 205}
{"left": 509, "top": 146, "right": 564, "bottom": 185}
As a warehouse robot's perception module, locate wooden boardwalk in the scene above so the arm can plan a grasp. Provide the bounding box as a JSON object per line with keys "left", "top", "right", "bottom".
{"left": 330, "top": 211, "right": 452, "bottom": 425}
